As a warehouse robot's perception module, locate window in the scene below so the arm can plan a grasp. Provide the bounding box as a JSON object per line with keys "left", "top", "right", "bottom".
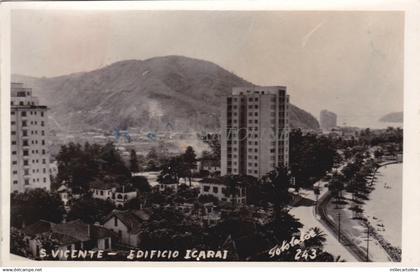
{"left": 13, "top": 180, "right": 18, "bottom": 184}
{"left": 11, "top": 141, "right": 16, "bottom": 145}
{"left": 203, "top": 186, "right": 210, "bottom": 192}
{"left": 114, "top": 217, "right": 118, "bottom": 227}
{"left": 23, "top": 160, "right": 28, "bottom": 166}
{"left": 21, "top": 111, "right": 27, "bottom": 117}
{"left": 100, "top": 190, "right": 104, "bottom": 196}
{"left": 11, "top": 121, "right": 15, "bottom": 125}
{"left": 23, "top": 150, "right": 29, "bottom": 156}
{"left": 11, "top": 131, "right": 16, "bottom": 135}
{"left": 22, "top": 120, "right": 27, "bottom": 127}
{"left": 12, "top": 161, "right": 17, "bottom": 165}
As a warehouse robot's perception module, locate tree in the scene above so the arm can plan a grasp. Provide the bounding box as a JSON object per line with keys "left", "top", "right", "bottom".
{"left": 225, "top": 175, "right": 239, "bottom": 209}
{"left": 130, "top": 176, "right": 151, "bottom": 192}
{"left": 289, "top": 129, "right": 339, "bottom": 189}
{"left": 11, "top": 189, "right": 65, "bottom": 228}
{"left": 100, "top": 142, "right": 131, "bottom": 181}
{"left": 264, "top": 167, "right": 292, "bottom": 212}
{"left": 182, "top": 146, "right": 197, "bottom": 186}
{"left": 201, "top": 133, "right": 221, "bottom": 160}
{"left": 303, "top": 227, "right": 327, "bottom": 249}
{"left": 158, "top": 156, "right": 189, "bottom": 185}
{"left": 145, "top": 147, "right": 159, "bottom": 171}
{"left": 328, "top": 171, "right": 345, "bottom": 207}
{"left": 129, "top": 149, "right": 140, "bottom": 173}
{"left": 56, "top": 142, "right": 131, "bottom": 189}
{"left": 67, "top": 195, "right": 115, "bottom": 224}
{"left": 125, "top": 197, "right": 146, "bottom": 210}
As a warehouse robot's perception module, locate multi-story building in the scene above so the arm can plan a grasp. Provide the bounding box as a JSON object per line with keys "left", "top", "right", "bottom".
{"left": 198, "top": 177, "right": 247, "bottom": 205}
{"left": 221, "top": 86, "right": 290, "bottom": 178}
{"left": 11, "top": 82, "right": 50, "bottom": 193}
{"left": 320, "top": 110, "right": 337, "bottom": 131}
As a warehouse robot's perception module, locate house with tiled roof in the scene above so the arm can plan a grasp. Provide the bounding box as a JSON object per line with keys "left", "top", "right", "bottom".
{"left": 89, "top": 181, "right": 138, "bottom": 208}
{"left": 21, "top": 219, "right": 115, "bottom": 260}
{"left": 102, "top": 209, "right": 151, "bottom": 247}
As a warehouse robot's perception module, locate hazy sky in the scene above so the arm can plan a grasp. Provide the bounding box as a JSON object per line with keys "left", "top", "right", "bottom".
{"left": 11, "top": 10, "right": 404, "bottom": 127}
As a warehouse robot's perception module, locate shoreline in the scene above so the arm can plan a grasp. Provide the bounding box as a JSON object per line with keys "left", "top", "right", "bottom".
{"left": 364, "top": 161, "right": 402, "bottom": 262}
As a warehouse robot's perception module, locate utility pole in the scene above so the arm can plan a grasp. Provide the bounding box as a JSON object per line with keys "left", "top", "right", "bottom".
{"left": 366, "top": 224, "right": 370, "bottom": 262}
{"left": 337, "top": 212, "right": 341, "bottom": 242}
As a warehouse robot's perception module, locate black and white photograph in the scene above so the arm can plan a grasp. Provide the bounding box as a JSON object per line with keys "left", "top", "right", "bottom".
{"left": 3, "top": 4, "right": 412, "bottom": 265}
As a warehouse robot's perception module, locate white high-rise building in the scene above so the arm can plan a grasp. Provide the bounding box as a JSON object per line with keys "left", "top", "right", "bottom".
{"left": 11, "top": 82, "right": 50, "bottom": 193}
{"left": 221, "top": 86, "right": 290, "bottom": 178}
{"left": 320, "top": 110, "right": 337, "bottom": 131}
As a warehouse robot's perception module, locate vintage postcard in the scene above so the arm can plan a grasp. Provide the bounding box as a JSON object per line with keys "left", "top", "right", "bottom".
{"left": 1, "top": 0, "right": 420, "bottom": 268}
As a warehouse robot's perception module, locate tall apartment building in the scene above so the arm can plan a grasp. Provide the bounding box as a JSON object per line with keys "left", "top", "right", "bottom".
{"left": 221, "top": 86, "right": 290, "bottom": 178}
{"left": 11, "top": 82, "right": 50, "bottom": 193}
{"left": 320, "top": 110, "right": 337, "bottom": 131}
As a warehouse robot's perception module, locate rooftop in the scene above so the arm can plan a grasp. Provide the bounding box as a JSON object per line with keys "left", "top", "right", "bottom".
{"left": 104, "top": 209, "right": 151, "bottom": 234}
{"left": 22, "top": 219, "right": 115, "bottom": 245}
{"left": 199, "top": 175, "right": 255, "bottom": 185}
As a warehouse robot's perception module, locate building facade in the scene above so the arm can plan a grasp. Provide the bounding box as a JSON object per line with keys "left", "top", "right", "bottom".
{"left": 221, "top": 86, "right": 290, "bottom": 178}
{"left": 11, "top": 82, "right": 50, "bottom": 193}
{"left": 320, "top": 110, "right": 337, "bottom": 131}
{"left": 198, "top": 178, "right": 246, "bottom": 205}
{"left": 90, "top": 182, "right": 138, "bottom": 208}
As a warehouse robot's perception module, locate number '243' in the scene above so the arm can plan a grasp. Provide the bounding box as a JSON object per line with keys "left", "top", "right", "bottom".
{"left": 294, "top": 248, "right": 317, "bottom": 261}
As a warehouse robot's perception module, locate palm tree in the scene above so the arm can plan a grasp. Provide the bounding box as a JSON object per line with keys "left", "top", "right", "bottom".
{"left": 304, "top": 227, "right": 326, "bottom": 249}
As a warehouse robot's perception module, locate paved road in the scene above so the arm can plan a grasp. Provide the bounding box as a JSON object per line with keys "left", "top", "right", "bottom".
{"left": 314, "top": 188, "right": 370, "bottom": 262}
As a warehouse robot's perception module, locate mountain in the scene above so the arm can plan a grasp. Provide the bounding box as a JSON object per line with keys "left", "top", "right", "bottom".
{"left": 12, "top": 55, "right": 319, "bottom": 132}
{"left": 379, "top": 112, "right": 403, "bottom": 123}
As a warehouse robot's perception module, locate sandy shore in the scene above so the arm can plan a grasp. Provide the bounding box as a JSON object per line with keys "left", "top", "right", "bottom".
{"left": 364, "top": 163, "right": 402, "bottom": 249}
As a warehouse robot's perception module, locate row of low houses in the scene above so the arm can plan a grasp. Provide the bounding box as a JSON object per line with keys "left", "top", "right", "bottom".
{"left": 157, "top": 176, "right": 247, "bottom": 206}
{"left": 20, "top": 219, "right": 115, "bottom": 260}
{"left": 58, "top": 175, "right": 248, "bottom": 209}
{"left": 56, "top": 180, "right": 138, "bottom": 210}
{"left": 20, "top": 202, "right": 221, "bottom": 258}
{"left": 19, "top": 174, "right": 260, "bottom": 259}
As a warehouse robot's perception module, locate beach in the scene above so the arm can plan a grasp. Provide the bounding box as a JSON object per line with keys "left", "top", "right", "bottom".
{"left": 365, "top": 163, "right": 403, "bottom": 249}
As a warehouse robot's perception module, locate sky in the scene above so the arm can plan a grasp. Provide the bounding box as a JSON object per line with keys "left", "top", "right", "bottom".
{"left": 11, "top": 10, "right": 404, "bottom": 127}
